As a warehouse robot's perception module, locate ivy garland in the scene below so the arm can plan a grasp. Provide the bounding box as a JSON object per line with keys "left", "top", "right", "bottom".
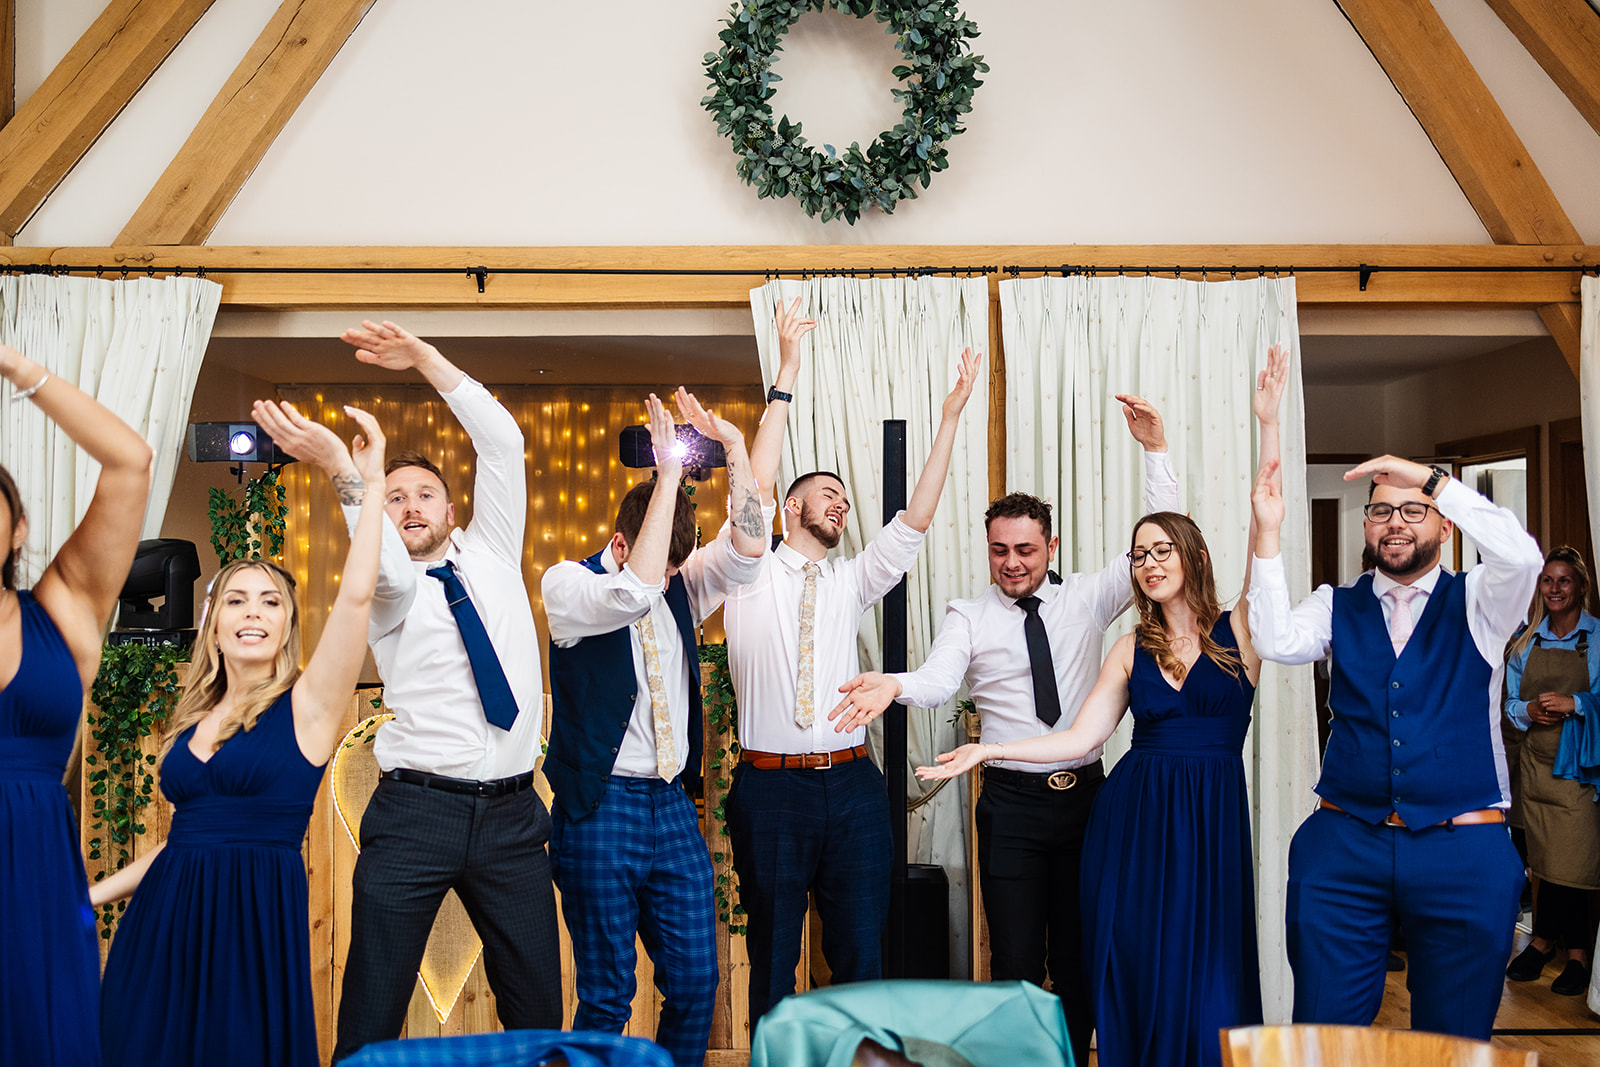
{"left": 700, "top": 642, "right": 746, "bottom": 934}
{"left": 85, "top": 642, "right": 187, "bottom": 938}
{"left": 702, "top": 0, "right": 986, "bottom": 224}
{"left": 207, "top": 466, "right": 288, "bottom": 565}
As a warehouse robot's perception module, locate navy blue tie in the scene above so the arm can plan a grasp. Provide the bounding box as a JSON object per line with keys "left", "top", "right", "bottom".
{"left": 426, "top": 560, "right": 519, "bottom": 731}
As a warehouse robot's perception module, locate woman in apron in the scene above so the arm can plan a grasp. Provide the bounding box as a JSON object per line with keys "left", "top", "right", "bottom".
{"left": 1503, "top": 546, "right": 1600, "bottom": 996}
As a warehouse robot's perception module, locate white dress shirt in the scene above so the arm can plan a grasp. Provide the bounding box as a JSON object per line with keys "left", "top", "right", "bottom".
{"left": 717, "top": 508, "right": 927, "bottom": 754}
{"left": 543, "top": 530, "right": 765, "bottom": 778}
{"left": 891, "top": 451, "right": 1180, "bottom": 771}
{"left": 1247, "top": 477, "right": 1543, "bottom": 806}
{"left": 343, "top": 375, "right": 543, "bottom": 780}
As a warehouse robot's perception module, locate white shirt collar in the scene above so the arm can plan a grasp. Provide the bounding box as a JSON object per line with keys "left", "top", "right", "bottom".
{"left": 1371, "top": 562, "right": 1444, "bottom": 600}
{"left": 775, "top": 538, "right": 831, "bottom": 576}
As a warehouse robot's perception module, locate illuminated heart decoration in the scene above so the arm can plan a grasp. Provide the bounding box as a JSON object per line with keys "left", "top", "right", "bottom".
{"left": 331, "top": 714, "right": 484, "bottom": 1023}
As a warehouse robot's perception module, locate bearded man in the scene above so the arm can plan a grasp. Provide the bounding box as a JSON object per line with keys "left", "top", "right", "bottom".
{"left": 709, "top": 299, "right": 984, "bottom": 1025}
{"left": 1248, "top": 455, "right": 1542, "bottom": 1040}
{"left": 330, "top": 322, "right": 560, "bottom": 1060}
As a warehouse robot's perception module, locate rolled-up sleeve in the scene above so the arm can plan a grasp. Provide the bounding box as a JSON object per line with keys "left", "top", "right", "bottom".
{"left": 544, "top": 559, "right": 662, "bottom": 646}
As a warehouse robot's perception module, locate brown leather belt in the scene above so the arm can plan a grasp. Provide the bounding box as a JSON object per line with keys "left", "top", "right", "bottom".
{"left": 740, "top": 745, "right": 869, "bottom": 770}
{"left": 1318, "top": 799, "right": 1505, "bottom": 828}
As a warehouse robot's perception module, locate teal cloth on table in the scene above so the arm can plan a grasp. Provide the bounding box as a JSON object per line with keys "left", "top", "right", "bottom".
{"left": 749, "top": 980, "right": 1074, "bottom": 1067}
{"left": 1552, "top": 708, "right": 1600, "bottom": 796}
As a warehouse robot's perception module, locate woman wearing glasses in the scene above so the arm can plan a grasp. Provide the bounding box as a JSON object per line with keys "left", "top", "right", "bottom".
{"left": 919, "top": 348, "right": 1288, "bottom": 1067}
{"left": 1503, "top": 546, "right": 1599, "bottom": 996}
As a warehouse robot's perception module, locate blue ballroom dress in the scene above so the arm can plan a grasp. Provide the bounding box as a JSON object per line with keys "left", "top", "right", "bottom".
{"left": 101, "top": 690, "right": 324, "bottom": 1067}
{"left": 1081, "top": 613, "right": 1263, "bottom": 1067}
{"left": 1, "top": 590, "right": 100, "bottom": 1067}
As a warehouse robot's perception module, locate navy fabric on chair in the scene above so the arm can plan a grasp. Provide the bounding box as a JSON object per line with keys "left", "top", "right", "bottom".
{"left": 750, "top": 980, "right": 1075, "bottom": 1067}
{"left": 336, "top": 1029, "right": 673, "bottom": 1067}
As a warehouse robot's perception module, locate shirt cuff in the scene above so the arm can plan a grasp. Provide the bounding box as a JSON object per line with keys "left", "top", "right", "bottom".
{"left": 1251, "top": 552, "right": 1289, "bottom": 591}
{"left": 1432, "top": 475, "right": 1471, "bottom": 516}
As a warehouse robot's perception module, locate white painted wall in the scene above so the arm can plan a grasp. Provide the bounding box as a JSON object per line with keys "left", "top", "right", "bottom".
{"left": 15, "top": 0, "right": 1599, "bottom": 248}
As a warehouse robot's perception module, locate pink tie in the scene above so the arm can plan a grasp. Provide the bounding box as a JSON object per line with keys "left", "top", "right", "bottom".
{"left": 1385, "top": 585, "right": 1423, "bottom": 656}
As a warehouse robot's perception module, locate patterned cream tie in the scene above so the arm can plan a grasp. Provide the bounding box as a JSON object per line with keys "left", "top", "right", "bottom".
{"left": 795, "top": 562, "right": 821, "bottom": 728}
{"left": 1385, "top": 585, "right": 1424, "bottom": 658}
{"left": 635, "top": 614, "right": 678, "bottom": 780}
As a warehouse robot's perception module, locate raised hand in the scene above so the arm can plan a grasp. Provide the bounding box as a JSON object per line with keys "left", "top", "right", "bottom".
{"left": 1344, "top": 455, "right": 1436, "bottom": 491}
{"left": 345, "top": 406, "right": 387, "bottom": 487}
{"left": 1253, "top": 343, "right": 1290, "bottom": 427}
{"left": 940, "top": 348, "right": 984, "bottom": 421}
{"left": 915, "top": 744, "right": 988, "bottom": 781}
{"left": 1252, "top": 458, "right": 1284, "bottom": 535}
{"left": 341, "top": 320, "right": 443, "bottom": 373}
{"left": 775, "top": 296, "right": 817, "bottom": 375}
{"left": 646, "top": 393, "right": 682, "bottom": 472}
{"left": 828, "top": 672, "right": 903, "bottom": 733}
{"left": 1114, "top": 394, "right": 1168, "bottom": 452}
{"left": 251, "top": 399, "right": 351, "bottom": 474}
{"left": 675, "top": 387, "right": 745, "bottom": 449}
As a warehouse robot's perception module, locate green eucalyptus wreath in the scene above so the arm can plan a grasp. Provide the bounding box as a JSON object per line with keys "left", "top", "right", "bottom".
{"left": 702, "top": 0, "right": 986, "bottom": 224}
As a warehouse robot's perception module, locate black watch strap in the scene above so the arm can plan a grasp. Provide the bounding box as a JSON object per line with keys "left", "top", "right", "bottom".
{"left": 1422, "top": 464, "right": 1448, "bottom": 498}
{"left": 766, "top": 386, "right": 793, "bottom": 404}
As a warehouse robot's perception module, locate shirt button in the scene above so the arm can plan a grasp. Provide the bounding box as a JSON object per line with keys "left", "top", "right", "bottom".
{"left": 1392, "top": 739, "right": 1401, "bottom": 747}
{"left": 1392, "top": 768, "right": 1401, "bottom": 776}
{"left": 1391, "top": 681, "right": 1401, "bottom": 689}
{"left": 611, "top": 747, "right": 619, "bottom": 754}
{"left": 1392, "top": 710, "right": 1400, "bottom": 718}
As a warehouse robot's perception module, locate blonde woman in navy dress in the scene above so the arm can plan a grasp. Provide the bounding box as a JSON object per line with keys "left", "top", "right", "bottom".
{"left": 95, "top": 401, "right": 385, "bottom": 1067}
{"left": 1, "top": 343, "right": 153, "bottom": 1067}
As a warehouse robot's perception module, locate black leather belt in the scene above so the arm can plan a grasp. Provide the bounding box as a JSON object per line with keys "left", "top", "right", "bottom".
{"left": 983, "top": 761, "right": 1104, "bottom": 793}
{"left": 381, "top": 767, "right": 535, "bottom": 797}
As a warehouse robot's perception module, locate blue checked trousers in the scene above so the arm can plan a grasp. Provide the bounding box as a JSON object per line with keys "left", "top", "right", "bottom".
{"left": 550, "top": 776, "right": 718, "bottom": 1067}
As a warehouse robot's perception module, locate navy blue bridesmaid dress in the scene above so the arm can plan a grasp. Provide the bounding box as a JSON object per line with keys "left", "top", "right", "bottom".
{"left": 1081, "top": 612, "right": 1264, "bottom": 1067}
{"left": 1, "top": 590, "right": 100, "bottom": 1067}
{"left": 101, "top": 690, "right": 324, "bottom": 1067}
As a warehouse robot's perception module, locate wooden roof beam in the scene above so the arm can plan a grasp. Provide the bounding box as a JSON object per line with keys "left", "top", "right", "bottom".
{"left": 1336, "top": 0, "right": 1583, "bottom": 376}
{"left": 1485, "top": 0, "right": 1600, "bottom": 140}
{"left": 117, "top": 0, "right": 378, "bottom": 246}
{"left": 0, "top": 0, "right": 214, "bottom": 238}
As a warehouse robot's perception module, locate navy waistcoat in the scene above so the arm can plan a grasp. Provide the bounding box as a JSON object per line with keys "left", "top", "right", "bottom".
{"left": 1322, "top": 570, "right": 1501, "bottom": 828}
{"left": 546, "top": 550, "right": 703, "bottom": 820}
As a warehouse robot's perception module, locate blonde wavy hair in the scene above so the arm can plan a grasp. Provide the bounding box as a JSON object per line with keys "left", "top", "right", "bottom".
{"left": 158, "top": 560, "right": 303, "bottom": 768}
{"left": 1129, "top": 512, "right": 1244, "bottom": 682}
{"left": 1507, "top": 546, "right": 1592, "bottom": 661}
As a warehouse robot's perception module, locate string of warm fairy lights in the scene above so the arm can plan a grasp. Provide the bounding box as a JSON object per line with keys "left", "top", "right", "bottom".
{"left": 275, "top": 384, "right": 766, "bottom": 659}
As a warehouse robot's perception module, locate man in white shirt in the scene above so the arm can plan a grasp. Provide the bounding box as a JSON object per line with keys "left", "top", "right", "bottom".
{"left": 713, "top": 298, "right": 983, "bottom": 1024}
{"left": 832, "top": 397, "right": 1175, "bottom": 1065}
{"left": 542, "top": 391, "right": 767, "bottom": 1067}
{"left": 1247, "top": 455, "right": 1541, "bottom": 1039}
{"left": 330, "top": 322, "right": 560, "bottom": 1061}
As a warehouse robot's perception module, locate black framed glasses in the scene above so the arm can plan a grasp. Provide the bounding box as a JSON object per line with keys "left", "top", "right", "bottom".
{"left": 1130, "top": 542, "right": 1176, "bottom": 566}
{"left": 1362, "top": 501, "right": 1439, "bottom": 524}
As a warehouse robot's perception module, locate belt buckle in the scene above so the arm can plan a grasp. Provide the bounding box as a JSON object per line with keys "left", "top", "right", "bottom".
{"left": 1047, "top": 770, "right": 1077, "bottom": 792}
{"left": 814, "top": 751, "right": 835, "bottom": 770}
{"left": 476, "top": 780, "right": 496, "bottom": 797}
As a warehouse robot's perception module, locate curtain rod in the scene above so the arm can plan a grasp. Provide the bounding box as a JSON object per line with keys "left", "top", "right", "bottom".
{"left": 0, "top": 262, "right": 1592, "bottom": 295}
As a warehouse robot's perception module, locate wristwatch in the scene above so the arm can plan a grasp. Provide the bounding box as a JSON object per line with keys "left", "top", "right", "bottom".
{"left": 1422, "top": 464, "right": 1449, "bottom": 498}
{"left": 766, "top": 386, "right": 793, "bottom": 404}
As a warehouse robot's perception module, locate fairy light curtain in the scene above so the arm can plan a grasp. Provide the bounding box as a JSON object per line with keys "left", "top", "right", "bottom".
{"left": 275, "top": 383, "right": 765, "bottom": 663}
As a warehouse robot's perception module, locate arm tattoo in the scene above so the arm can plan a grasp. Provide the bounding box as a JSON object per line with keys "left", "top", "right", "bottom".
{"left": 728, "top": 457, "right": 765, "bottom": 540}
{"left": 331, "top": 471, "right": 366, "bottom": 507}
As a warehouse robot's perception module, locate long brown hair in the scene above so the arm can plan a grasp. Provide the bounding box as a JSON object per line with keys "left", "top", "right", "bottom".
{"left": 158, "top": 560, "right": 303, "bottom": 768}
{"left": 1129, "top": 512, "right": 1243, "bottom": 681}
{"left": 0, "top": 464, "right": 24, "bottom": 590}
{"left": 1507, "top": 546, "right": 1592, "bottom": 660}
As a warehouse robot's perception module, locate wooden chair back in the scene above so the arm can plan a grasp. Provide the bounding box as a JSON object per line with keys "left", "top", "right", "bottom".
{"left": 1220, "top": 1025, "right": 1537, "bottom": 1067}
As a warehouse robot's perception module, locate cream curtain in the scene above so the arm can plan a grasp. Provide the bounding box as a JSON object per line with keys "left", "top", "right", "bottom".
{"left": 275, "top": 383, "right": 765, "bottom": 658}
{"left": 750, "top": 275, "right": 992, "bottom": 978}
{"left": 999, "top": 273, "right": 1317, "bottom": 1022}
{"left": 0, "top": 274, "right": 221, "bottom": 587}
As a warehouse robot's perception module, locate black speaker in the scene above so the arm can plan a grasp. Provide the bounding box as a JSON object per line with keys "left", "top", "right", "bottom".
{"left": 903, "top": 862, "right": 950, "bottom": 979}
{"left": 116, "top": 539, "right": 201, "bottom": 630}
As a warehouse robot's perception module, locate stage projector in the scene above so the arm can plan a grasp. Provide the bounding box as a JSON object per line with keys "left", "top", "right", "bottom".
{"left": 618, "top": 424, "right": 726, "bottom": 472}
{"left": 185, "top": 421, "right": 291, "bottom": 464}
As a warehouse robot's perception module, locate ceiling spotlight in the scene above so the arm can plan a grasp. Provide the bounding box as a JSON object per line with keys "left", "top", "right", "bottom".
{"left": 618, "top": 423, "right": 727, "bottom": 475}
{"left": 185, "top": 421, "right": 291, "bottom": 465}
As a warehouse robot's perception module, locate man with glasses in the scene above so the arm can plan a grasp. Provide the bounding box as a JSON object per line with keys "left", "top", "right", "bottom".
{"left": 831, "top": 395, "right": 1174, "bottom": 1067}
{"left": 1248, "top": 455, "right": 1542, "bottom": 1039}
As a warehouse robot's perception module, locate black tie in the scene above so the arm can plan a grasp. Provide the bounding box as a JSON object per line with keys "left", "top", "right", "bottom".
{"left": 1015, "top": 595, "right": 1061, "bottom": 727}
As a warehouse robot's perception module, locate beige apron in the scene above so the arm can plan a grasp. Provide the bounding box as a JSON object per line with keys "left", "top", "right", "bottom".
{"left": 1518, "top": 632, "right": 1600, "bottom": 889}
